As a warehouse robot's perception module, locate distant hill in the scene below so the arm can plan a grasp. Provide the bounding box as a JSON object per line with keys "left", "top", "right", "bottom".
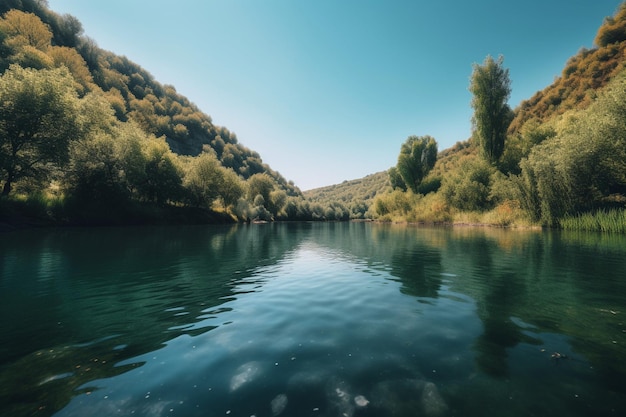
{"left": 303, "top": 172, "right": 390, "bottom": 219}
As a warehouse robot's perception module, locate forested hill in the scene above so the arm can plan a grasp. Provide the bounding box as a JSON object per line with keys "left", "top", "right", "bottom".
{"left": 509, "top": 5, "right": 626, "bottom": 133}
{"left": 0, "top": 0, "right": 298, "bottom": 194}
{"left": 1, "top": 0, "right": 337, "bottom": 225}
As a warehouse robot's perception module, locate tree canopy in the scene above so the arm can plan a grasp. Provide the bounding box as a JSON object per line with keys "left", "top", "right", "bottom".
{"left": 469, "top": 55, "right": 513, "bottom": 164}
{"left": 394, "top": 135, "right": 438, "bottom": 194}
{"left": 0, "top": 64, "right": 82, "bottom": 195}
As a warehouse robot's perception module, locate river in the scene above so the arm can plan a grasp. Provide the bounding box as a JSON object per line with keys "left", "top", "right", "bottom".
{"left": 1, "top": 222, "right": 625, "bottom": 416}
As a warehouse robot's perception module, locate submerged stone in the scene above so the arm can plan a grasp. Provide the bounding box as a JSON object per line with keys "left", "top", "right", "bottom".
{"left": 229, "top": 361, "right": 262, "bottom": 392}
{"left": 421, "top": 381, "right": 448, "bottom": 417}
{"left": 270, "top": 393, "right": 288, "bottom": 416}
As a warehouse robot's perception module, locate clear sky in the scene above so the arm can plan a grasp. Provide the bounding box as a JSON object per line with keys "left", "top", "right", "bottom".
{"left": 50, "top": 0, "right": 622, "bottom": 190}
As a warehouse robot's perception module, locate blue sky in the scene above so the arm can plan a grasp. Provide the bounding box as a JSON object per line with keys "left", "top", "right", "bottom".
{"left": 51, "top": 0, "right": 622, "bottom": 190}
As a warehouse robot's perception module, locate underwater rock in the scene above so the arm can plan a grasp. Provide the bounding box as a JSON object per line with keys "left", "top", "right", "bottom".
{"left": 287, "top": 368, "right": 328, "bottom": 392}
{"left": 354, "top": 394, "right": 369, "bottom": 407}
{"left": 421, "top": 382, "right": 448, "bottom": 417}
{"left": 370, "top": 378, "right": 425, "bottom": 414}
{"left": 326, "top": 376, "right": 355, "bottom": 417}
{"left": 370, "top": 378, "right": 447, "bottom": 416}
{"left": 271, "top": 393, "right": 288, "bottom": 416}
{"left": 229, "top": 361, "right": 262, "bottom": 392}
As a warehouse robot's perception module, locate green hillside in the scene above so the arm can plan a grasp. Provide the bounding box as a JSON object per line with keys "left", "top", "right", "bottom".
{"left": 0, "top": 0, "right": 325, "bottom": 226}
{"left": 320, "top": 3, "right": 626, "bottom": 232}
{"left": 303, "top": 171, "right": 390, "bottom": 219}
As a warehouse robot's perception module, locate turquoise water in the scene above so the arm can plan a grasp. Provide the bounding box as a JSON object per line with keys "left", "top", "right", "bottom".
{"left": 1, "top": 222, "right": 625, "bottom": 416}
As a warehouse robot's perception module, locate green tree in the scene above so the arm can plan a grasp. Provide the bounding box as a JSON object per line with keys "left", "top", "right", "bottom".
{"left": 396, "top": 135, "right": 438, "bottom": 193}
{"left": 182, "top": 152, "right": 225, "bottom": 209}
{"left": 217, "top": 166, "right": 245, "bottom": 210}
{"left": 0, "top": 65, "right": 81, "bottom": 196}
{"left": 388, "top": 166, "right": 406, "bottom": 191}
{"left": 247, "top": 173, "right": 275, "bottom": 205}
{"left": 441, "top": 157, "right": 495, "bottom": 211}
{"left": 135, "top": 134, "right": 184, "bottom": 205}
{"left": 0, "top": 10, "right": 53, "bottom": 70}
{"left": 469, "top": 55, "right": 513, "bottom": 164}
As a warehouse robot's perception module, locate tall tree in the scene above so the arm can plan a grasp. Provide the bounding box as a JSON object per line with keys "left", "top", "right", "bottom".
{"left": 469, "top": 55, "right": 513, "bottom": 164}
{"left": 0, "top": 65, "right": 81, "bottom": 196}
{"left": 396, "top": 135, "right": 438, "bottom": 193}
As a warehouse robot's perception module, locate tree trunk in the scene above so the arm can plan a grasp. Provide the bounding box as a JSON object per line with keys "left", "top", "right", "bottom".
{"left": 1, "top": 180, "right": 11, "bottom": 196}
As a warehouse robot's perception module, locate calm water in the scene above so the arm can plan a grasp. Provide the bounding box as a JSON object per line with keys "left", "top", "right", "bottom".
{"left": 1, "top": 222, "right": 625, "bottom": 417}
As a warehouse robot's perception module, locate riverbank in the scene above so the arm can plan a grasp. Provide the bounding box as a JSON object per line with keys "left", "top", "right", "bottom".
{"left": 0, "top": 198, "right": 236, "bottom": 232}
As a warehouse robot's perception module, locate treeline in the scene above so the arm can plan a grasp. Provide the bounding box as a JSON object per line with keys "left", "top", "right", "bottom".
{"left": 0, "top": 3, "right": 339, "bottom": 225}
{"left": 303, "top": 172, "right": 390, "bottom": 220}
{"left": 373, "top": 4, "right": 626, "bottom": 231}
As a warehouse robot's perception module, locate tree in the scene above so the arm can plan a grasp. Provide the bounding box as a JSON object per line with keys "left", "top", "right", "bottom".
{"left": 388, "top": 166, "right": 406, "bottom": 191}
{"left": 0, "top": 10, "right": 52, "bottom": 51}
{"left": 182, "top": 152, "right": 224, "bottom": 208}
{"left": 441, "top": 156, "right": 495, "bottom": 211}
{"left": 247, "top": 173, "right": 275, "bottom": 205}
{"left": 0, "top": 10, "right": 53, "bottom": 70}
{"left": 469, "top": 55, "right": 513, "bottom": 164}
{"left": 395, "top": 135, "right": 438, "bottom": 193}
{"left": 0, "top": 65, "right": 81, "bottom": 196}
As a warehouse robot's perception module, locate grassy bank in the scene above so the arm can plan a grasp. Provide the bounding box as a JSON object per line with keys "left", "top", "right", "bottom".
{"left": 559, "top": 209, "right": 626, "bottom": 233}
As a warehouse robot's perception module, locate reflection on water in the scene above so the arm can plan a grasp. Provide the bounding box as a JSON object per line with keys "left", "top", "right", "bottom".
{"left": 1, "top": 223, "right": 625, "bottom": 417}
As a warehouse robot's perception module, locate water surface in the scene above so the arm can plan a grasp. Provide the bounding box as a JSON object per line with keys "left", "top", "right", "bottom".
{"left": 1, "top": 222, "right": 625, "bottom": 416}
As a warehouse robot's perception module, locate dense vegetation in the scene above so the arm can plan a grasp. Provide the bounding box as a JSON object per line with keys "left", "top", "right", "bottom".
{"left": 0, "top": 0, "right": 341, "bottom": 226}
{"left": 2, "top": 0, "right": 626, "bottom": 231}
{"left": 371, "top": 3, "right": 626, "bottom": 232}
{"left": 303, "top": 171, "right": 390, "bottom": 220}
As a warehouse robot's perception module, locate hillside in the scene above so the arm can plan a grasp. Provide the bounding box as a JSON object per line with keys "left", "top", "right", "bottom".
{"left": 1, "top": 0, "right": 331, "bottom": 225}
{"left": 509, "top": 4, "right": 626, "bottom": 133}
{"left": 0, "top": 0, "right": 298, "bottom": 196}
{"left": 303, "top": 171, "right": 390, "bottom": 219}
{"left": 310, "top": 2, "right": 626, "bottom": 230}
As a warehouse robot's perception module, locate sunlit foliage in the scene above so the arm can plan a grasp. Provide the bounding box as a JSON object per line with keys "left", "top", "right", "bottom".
{"left": 394, "top": 135, "right": 438, "bottom": 193}
{"left": 304, "top": 172, "right": 390, "bottom": 220}
{"left": 510, "top": 5, "right": 626, "bottom": 134}
{"left": 0, "top": 65, "right": 82, "bottom": 195}
{"left": 515, "top": 71, "right": 626, "bottom": 224}
{"left": 469, "top": 55, "right": 513, "bottom": 164}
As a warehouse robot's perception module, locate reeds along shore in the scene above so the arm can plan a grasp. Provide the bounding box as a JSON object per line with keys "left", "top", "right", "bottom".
{"left": 559, "top": 209, "right": 626, "bottom": 233}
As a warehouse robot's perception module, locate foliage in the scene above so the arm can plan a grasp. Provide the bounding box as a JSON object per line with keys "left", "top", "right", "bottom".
{"left": 0, "top": 64, "right": 82, "bottom": 196}
{"left": 388, "top": 166, "right": 405, "bottom": 191}
{"left": 373, "top": 190, "right": 451, "bottom": 223}
{"left": 394, "top": 135, "right": 438, "bottom": 193}
{"left": 0, "top": 6, "right": 300, "bottom": 202}
{"left": 595, "top": 3, "right": 626, "bottom": 47}
{"left": 469, "top": 55, "right": 513, "bottom": 164}
{"left": 182, "top": 151, "right": 244, "bottom": 211}
{"left": 559, "top": 209, "right": 626, "bottom": 233}
{"left": 500, "top": 118, "right": 556, "bottom": 174}
{"left": 0, "top": 9, "right": 53, "bottom": 71}
{"left": 0, "top": 3, "right": 304, "bottom": 225}
{"left": 510, "top": 5, "right": 626, "bottom": 133}
{"left": 515, "top": 72, "right": 626, "bottom": 225}
{"left": 440, "top": 156, "right": 495, "bottom": 211}
{"left": 304, "top": 171, "right": 390, "bottom": 219}
{"left": 2, "top": 1, "right": 626, "bottom": 230}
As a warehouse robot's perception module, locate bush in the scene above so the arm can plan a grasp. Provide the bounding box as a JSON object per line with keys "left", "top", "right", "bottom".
{"left": 441, "top": 157, "right": 494, "bottom": 211}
